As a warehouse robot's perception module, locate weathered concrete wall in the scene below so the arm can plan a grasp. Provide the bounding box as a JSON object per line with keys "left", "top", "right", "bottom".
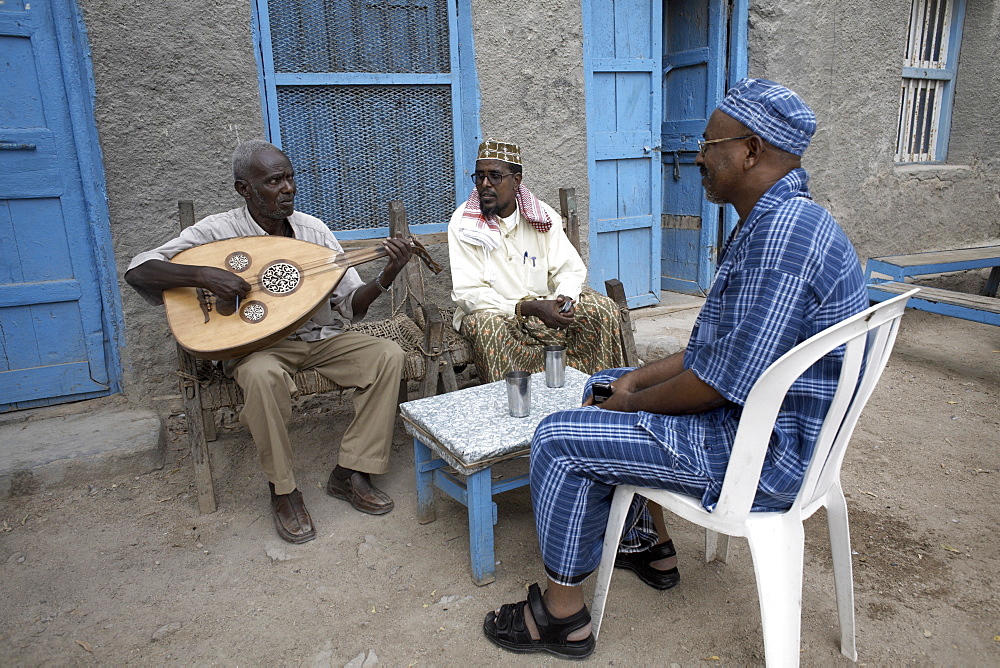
{"left": 79, "top": 1, "right": 265, "bottom": 406}
{"left": 83, "top": 0, "right": 998, "bottom": 409}
{"left": 748, "top": 0, "right": 1000, "bottom": 262}
{"left": 468, "top": 0, "right": 591, "bottom": 258}
{"left": 949, "top": 0, "right": 1000, "bottom": 167}
{"left": 83, "top": 0, "right": 591, "bottom": 408}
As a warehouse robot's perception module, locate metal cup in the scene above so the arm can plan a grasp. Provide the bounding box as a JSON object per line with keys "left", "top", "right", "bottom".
{"left": 544, "top": 345, "right": 566, "bottom": 388}
{"left": 505, "top": 370, "right": 531, "bottom": 418}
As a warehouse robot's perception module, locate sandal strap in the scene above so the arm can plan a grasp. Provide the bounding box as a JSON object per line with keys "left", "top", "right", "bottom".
{"left": 495, "top": 600, "right": 530, "bottom": 642}
{"left": 526, "top": 583, "right": 592, "bottom": 644}
{"left": 646, "top": 539, "right": 676, "bottom": 561}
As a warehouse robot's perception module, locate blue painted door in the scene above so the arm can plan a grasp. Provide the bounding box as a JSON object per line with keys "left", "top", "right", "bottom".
{"left": 0, "top": 0, "right": 116, "bottom": 410}
{"left": 583, "top": 0, "right": 663, "bottom": 308}
{"left": 252, "top": 0, "right": 479, "bottom": 240}
{"left": 660, "top": 0, "right": 746, "bottom": 294}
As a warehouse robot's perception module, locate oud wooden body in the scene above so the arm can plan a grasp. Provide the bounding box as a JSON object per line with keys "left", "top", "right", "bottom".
{"left": 163, "top": 236, "right": 350, "bottom": 360}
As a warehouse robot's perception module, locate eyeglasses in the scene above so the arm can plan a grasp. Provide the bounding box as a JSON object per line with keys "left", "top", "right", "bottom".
{"left": 696, "top": 135, "right": 753, "bottom": 153}
{"left": 471, "top": 171, "right": 516, "bottom": 185}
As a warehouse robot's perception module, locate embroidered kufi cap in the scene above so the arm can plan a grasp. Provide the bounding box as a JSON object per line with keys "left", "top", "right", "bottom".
{"left": 477, "top": 138, "right": 522, "bottom": 165}
{"left": 718, "top": 78, "right": 816, "bottom": 156}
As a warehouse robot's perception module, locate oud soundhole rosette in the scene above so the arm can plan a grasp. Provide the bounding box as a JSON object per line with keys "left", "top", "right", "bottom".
{"left": 260, "top": 261, "right": 301, "bottom": 295}
{"left": 240, "top": 300, "right": 267, "bottom": 324}
{"left": 225, "top": 251, "right": 252, "bottom": 273}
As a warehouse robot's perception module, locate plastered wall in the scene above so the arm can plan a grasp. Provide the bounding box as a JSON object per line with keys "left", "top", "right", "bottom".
{"left": 80, "top": 1, "right": 265, "bottom": 404}
{"left": 748, "top": 0, "right": 1000, "bottom": 260}
{"left": 468, "top": 0, "right": 590, "bottom": 257}
{"left": 80, "top": 0, "right": 998, "bottom": 407}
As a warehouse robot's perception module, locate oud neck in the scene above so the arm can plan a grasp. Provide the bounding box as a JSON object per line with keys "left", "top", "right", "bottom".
{"left": 334, "top": 245, "right": 388, "bottom": 268}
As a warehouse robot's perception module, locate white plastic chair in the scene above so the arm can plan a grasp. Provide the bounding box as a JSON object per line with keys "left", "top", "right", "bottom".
{"left": 590, "top": 289, "right": 918, "bottom": 667}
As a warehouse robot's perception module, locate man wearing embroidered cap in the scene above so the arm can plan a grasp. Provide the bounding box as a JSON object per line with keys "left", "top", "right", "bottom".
{"left": 448, "top": 138, "right": 626, "bottom": 383}
{"left": 483, "top": 80, "right": 867, "bottom": 659}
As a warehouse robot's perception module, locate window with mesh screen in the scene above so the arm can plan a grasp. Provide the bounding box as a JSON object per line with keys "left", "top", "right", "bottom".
{"left": 255, "top": 0, "right": 470, "bottom": 235}
{"left": 895, "top": 0, "right": 965, "bottom": 163}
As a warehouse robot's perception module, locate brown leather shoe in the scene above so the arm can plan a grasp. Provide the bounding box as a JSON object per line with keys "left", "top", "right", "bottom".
{"left": 269, "top": 483, "right": 316, "bottom": 544}
{"left": 326, "top": 470, "right": 394, "bottom": 515}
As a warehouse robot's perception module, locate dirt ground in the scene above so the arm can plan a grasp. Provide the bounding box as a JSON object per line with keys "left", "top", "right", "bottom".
{"left": 1, "top": 309, "right": 998, "bottom": 666}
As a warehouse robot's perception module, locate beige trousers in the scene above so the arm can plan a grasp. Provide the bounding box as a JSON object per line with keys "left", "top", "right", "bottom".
{"left": 228, "top": 332, "right": 404, "bottom": 495}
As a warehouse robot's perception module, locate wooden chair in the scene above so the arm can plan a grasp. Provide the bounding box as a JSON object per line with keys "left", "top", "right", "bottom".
{"left": 173, "top": 200, "right": 454, "bottom": 513}
{"left": 406, "top": 187, "right": 640, "bottom": 392}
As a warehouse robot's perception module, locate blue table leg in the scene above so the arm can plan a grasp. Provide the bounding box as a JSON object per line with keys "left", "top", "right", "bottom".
{"left": 413, "top": 438, "right": 437, "bottom": 524}
{"left": 467, "top": 466, "right": 497, "bottom": 586}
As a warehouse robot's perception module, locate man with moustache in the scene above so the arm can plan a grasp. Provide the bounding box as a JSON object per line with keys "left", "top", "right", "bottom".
{"left": 447, "top": 139, "right": 626, "bottom": 383}
{"left": 125, "top": 140, "right": 412, "bottom": 544}
{"left": 481, "top": 80, "right": 867, "bottom": 659}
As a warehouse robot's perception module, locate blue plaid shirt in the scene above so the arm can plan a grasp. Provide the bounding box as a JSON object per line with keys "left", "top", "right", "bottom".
{"left": 639, "top": 168, "right": 866, "bottom": 510}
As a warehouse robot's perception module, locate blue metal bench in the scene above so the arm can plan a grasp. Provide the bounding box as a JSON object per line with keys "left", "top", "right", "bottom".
{"left": 865, "top": 246, "right": 1000, "bottom": 326}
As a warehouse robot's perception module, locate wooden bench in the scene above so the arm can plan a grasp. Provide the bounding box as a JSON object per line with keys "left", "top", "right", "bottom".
{"left": 175, "top": 199, "right": 464, "bottom": 513}
{"left": 174, "top": 191, "right": 638, "bottom": 513}
{"left": 865, "top": 246, "right": 1000, "bottom": 326}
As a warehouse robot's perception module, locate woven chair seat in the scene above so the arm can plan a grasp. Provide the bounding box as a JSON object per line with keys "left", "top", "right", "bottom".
{"left": 412, "top": 305, "right": 474, "bottom": 367}
{"left": 191, "top": 313, "right": 430, "bottom": 411}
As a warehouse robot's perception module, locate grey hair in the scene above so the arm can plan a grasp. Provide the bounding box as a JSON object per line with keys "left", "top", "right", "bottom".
{"left": 232, "top": 140, "right": 283, "bottom": 181}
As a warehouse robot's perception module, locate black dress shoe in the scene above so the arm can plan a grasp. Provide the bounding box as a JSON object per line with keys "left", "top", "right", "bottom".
{"left": 269, "top": 483, "right": 316, "bottom": 544}
{"left": 615, "top": 539, "right": 680, "bottom": 590}
{"left": 326, "top": 470, "right": 394, "bottom": 515}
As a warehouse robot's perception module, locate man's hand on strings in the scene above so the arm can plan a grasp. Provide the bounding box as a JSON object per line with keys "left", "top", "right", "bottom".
{"left": 198, "top": 266, "right": 251, "bottom": 302}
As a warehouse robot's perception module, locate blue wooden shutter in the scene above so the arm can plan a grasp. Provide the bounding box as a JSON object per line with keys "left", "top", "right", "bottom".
{"left": 253, "top": 0, "right": 476, "bottom": 238}
{"left": 1, "top": 0, "right": 117, "bottom": 409}
{"left": 583, "top": 0, "right": 663, "bottom": 308}
{"left": 896, "top": 0, "right": 966, "bottom": 163}
{"left": 659, "top": 0, "right": 735, "bottom": 295}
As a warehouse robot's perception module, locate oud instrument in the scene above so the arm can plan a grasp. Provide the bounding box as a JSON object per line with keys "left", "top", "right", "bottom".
{"left": 162, "top": 235, "right": 440, "bottom": 360}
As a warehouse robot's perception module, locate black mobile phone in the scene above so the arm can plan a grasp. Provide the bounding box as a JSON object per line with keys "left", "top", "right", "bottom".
{"left": 591, "top": 382, "right": 614, "bottom": 404}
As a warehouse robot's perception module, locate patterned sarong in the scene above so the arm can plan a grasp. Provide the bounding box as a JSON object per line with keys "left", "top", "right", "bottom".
{"left": 458, "top": 290, "right": 626, "bottom": 383}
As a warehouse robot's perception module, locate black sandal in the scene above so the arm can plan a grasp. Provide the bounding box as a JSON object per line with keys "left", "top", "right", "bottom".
{"left": 615, "top": 539, "right": 681, "bottom": 590}
{"left": 483, "top": 583, "right": 596, "bottom": 660}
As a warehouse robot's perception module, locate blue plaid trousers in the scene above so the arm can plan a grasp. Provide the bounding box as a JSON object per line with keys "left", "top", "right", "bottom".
{"left": 531, "top": 368, "right": 713, "bottom": 586}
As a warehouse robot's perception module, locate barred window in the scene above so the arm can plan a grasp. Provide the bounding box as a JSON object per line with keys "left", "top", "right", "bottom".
{"left": 895, "top": 0, "right": 966, "bottom": 163}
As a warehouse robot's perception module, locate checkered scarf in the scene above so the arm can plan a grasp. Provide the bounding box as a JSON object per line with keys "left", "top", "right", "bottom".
{"left": 457, "top": 185, "right": 552, "bottom": 251}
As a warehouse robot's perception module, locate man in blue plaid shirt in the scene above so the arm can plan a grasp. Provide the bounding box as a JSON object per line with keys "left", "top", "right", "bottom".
{"left": 483, "top": 79, "right": 868, "bottom": 660}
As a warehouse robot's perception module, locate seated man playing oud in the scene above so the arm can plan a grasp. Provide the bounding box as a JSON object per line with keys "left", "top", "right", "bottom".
{"left": 481, "top": 80, "right": 868, "bottom": 659}
{"left": 125, "top": 140, "right": 412, "bottom": 545}
{"left": 447, "top": 139, "right": 626, "bottom": 383}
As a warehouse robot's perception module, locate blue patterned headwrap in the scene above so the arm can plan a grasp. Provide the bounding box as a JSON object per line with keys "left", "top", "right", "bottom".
{"left": 718, "top": 78, "right": 816, "bottom": 156}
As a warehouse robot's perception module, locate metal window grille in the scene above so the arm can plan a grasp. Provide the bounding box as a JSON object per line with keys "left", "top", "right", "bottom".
{"left": 268, "top": 0, "right": 450, "bottom": 75}
{"left": 277, "top": 84, "right": 455, "bottom": 231}
{"left": 264, "top": 0, "right": 457, "bottom": 232}
{"left": 895, "top": 0, "right": 956, "bottom": 162}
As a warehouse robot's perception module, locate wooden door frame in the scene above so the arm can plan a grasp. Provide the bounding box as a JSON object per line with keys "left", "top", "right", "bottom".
{"left": 581, "top": 0, "right": 664, "bottom": 309}
{"left": 721, "top": 0, "right": 749, "bottom": 247}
